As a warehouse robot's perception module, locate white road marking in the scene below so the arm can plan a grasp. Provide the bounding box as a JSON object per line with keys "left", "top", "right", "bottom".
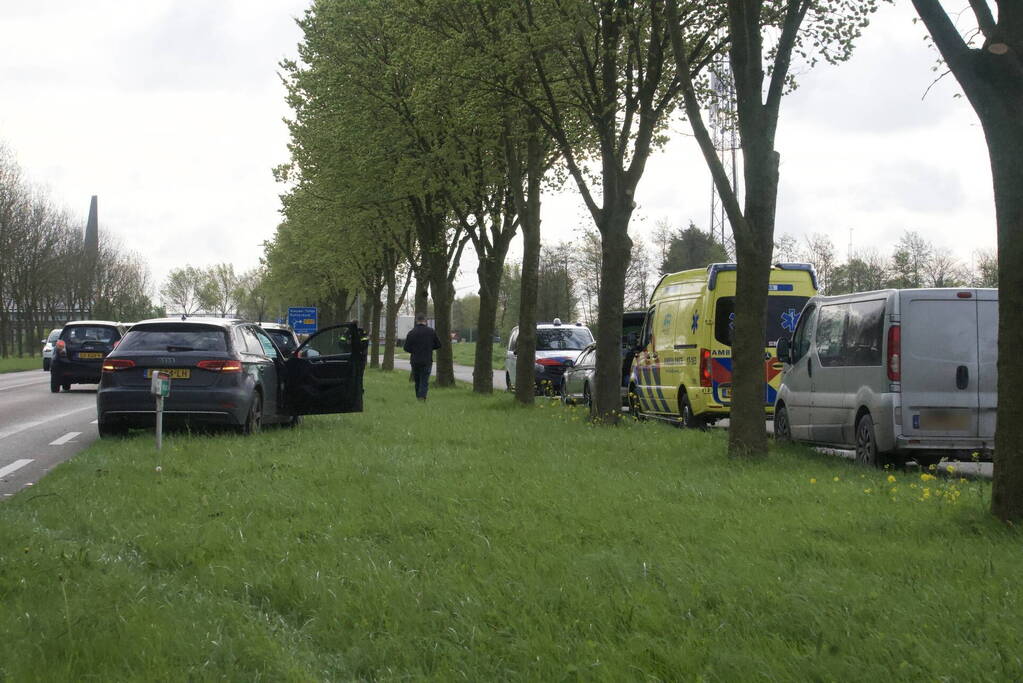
{"left": 0, "top": 459, "right": 34, "bottom": 479}
{"left": 0, "top": 405, "right": 94, "bottom": 441}
{"left": 0, "top": 379, "right": 48, "bottom": 392}
{"left": 50, "top": 431, "right": 82, "bottom": 446}
{"left": 90, "top": 420, "right": 98, "bottom": 424}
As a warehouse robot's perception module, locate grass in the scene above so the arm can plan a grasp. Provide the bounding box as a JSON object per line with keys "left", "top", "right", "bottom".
{"left": 0, "top": 355, "right": 42, "bottom": 373}
{"left": 397, "top": 341, "right": 505, "bottom": 370}
{"left": 1, "top": 371, "right": 1021, "bottom": 680}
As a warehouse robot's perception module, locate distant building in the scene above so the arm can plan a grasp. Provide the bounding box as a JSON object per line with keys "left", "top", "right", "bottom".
{"left": 84, "top": 195, "right": 98, "bottom": 254}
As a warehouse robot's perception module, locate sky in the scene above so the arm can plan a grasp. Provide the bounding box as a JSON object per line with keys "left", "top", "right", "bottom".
{"left": 0, "top": 1, "right": 995, "bottom": 306}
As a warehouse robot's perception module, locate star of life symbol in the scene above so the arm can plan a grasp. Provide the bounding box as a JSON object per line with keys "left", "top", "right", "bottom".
{"left": 729, "top": 312, "right": 735, "bottom": 331}
{"left": 781, "top": 308, "right": 801, "bottom": 333}
{"left": 691, "top": 312, "right": 699, "bottom": 333}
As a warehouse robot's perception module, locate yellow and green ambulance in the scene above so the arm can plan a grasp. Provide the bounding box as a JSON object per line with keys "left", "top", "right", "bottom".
{"left": 630, "top": 263, "right": 818, "bottom": 427}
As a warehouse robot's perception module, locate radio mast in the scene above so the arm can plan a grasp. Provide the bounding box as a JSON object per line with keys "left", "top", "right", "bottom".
{"left": 708, "top": 58, "right": 738, "bottom": 258}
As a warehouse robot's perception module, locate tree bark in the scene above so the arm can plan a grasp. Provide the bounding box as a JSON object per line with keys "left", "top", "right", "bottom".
{"left": 369, "top": 283, "right": 383, "bottom": 369}
{"left": 473, "top": 255, "right": 504, "bottom": 393}
{"left": 511, "top": 125, "right": 544, "bottom": 405}
{"left": 592, "top": 210, "right": 633, "bottom": 423}
{"left": 382, "top": 268, "right": 397, "bottom": 371}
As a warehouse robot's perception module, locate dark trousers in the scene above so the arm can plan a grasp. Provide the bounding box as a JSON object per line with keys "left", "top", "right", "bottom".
{"left": 411, "top": 362, "right": 432, "bottom": 399}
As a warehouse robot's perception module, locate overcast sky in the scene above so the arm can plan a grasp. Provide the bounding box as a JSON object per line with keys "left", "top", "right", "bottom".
{"left": 0, "top": 1, "right": 994, "bottom": 305}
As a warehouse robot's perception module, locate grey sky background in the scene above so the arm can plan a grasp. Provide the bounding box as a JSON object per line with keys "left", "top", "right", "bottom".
{"left": 0, "top": 1, "right": 993, "bottom": 306}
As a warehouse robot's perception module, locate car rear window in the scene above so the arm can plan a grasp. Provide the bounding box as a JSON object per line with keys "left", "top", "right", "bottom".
{"left": 62, "top": 325, "right": 118, "bottom": 344}
{"left": 536, "top": 328, "right": 592, "bottom": 351}
{"left": 117, "top": 324, "right": 228, "bottom": 352}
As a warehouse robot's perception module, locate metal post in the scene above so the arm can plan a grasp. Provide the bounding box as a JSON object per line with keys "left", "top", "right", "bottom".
{"left": 155, "top": 395, "right": 163, "bottom": 451}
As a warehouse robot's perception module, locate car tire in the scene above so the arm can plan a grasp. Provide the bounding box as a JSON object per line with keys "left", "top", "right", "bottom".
{"left": 241, "top": 392, "right": 262, "bottom": 435}
{"left": 43, "top": 359, "right": 50, "bottom": 372}
{"left": 628, "top": 384, "right": 645, "bottom": 420}
{"left": 282, "top": 414, "right": 303, "bottom": 429}
{"left": 855, "top": 413, "right": 885, "bottom": 468}
{"left": 50, "top": 374, "right": 60, "bottom": 393}
{"left": 774, "top": 404, "right": 792, "bottom": 442}
{"left": 680, "top": 393, "right": 705, "bottom": 430}
{"left": 560, "top": 379, "right": 572, "bottom": 405}
{"left": 98, "top": 421, "right": 128, "bottom": 438}
{"left": 62, "top": 383, "right": 71, "bottom": 392}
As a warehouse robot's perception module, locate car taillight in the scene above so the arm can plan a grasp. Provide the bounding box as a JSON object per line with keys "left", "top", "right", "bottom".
{"left": 197, "top": 360, "right": 242, "bottom": 372}
{"left": 700, "top": 348, "right": 712, "bottom": 387}
{"left": 55, "top": 339, "right": 67, "bottom": 356}
{"left": 102, "top": 359, "right": 135, "bottom": 372}
{"left": 887, "top": 324, "right": 901, "bottom": 381}
{"left": 536, "top": 358, "right": 564, "bottom": 366}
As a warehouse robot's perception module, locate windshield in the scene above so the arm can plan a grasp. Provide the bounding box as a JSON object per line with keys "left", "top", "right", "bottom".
{"left": 118, "top": 324, "right": 228, "bottom": 352}
{"left": 47, "top": 329, "right": 61, "bottom": 342}
{"left": 536, "top": 328, "right": 593, "bottom": 351}
{"left": 713, "top": 296, "right": 810, "bottom": 346}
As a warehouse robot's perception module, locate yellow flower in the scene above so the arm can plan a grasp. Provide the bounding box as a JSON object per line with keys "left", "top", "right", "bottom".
{"left": 887, "top": 475, "right": 897, "bottom": 483}
{"left": 864, "top": 488, "right": 872, "bottom": 494}
{"left": 833, "top": 476, "right": 840, "bottom": 482}
{"left": 946, "top": 465, "right": 956, "bottom": 473}
{"left": 920, "top": 473, "right": 936, "bottom": 482}
{"left": 809, "top": 478, "right": 817, "bottom": 484}
{"left": 922, "top": 488, "right": 931, "bottom": 499}
{"left": 928, "top": 463, "right": 937, "bottom": 471}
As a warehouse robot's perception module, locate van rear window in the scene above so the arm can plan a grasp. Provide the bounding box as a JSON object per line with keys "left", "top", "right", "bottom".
{"left": 714, "top": 296, "right": 810, "bottom": 346}
{"left": 62, "top": 325, "right": 118, "bottom": 345}
{"left": 118, "top": 325, "right": 228, "bottom": 352}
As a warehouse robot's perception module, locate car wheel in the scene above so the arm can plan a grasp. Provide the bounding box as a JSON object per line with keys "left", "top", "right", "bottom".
{"left": 855, "top": 414, "right": 885, "bottom": 467}
{"left": 628, "top": 384, "right": 645, "bottom": 420}
{"left": 282, "top": 414, "right": 303, "bottom": 429}
{"left": 50, "top": 374, "right": 60, "bottom": 393}
{"left": 241, "top": 392, "right": 263, "bottom": 435}
{"left": 774, "top": 404, "right": 792, "bottom": 442}
{"left": 43, "top": 359, "right": 50, "bottom": 372}
{"left": 98, "top": 421, "right": 128, "bottom": 438}
{"left": 62, "top": 383, "right": 71, "bottom": 392}
{"left": 680, "top": 393, "right": 705, "bottom": 430}
{"left": 560, "top": 378, "right": 572, "bottom": 405}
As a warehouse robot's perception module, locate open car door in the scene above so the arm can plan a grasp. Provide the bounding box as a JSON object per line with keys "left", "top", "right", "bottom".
{"left": 284, "top": 323, "right": 366, "bottom": 415}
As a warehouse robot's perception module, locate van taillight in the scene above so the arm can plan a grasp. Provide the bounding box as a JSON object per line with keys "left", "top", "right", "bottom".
{"left": 102, "top": 359, "right": 135, "bottom": 372}
{"left": 197, "top": 360, "right": 242, "bottom": 372}
{"left": 887, "top": 325, "right": 901, "bottom": 381}
{"left": 700, "top": 348, "right": 712, "bottom": 387}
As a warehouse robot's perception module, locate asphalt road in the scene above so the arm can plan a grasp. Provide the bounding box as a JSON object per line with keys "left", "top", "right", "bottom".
{"left": 0, "top": 369, "right": 99, "bottom": 498}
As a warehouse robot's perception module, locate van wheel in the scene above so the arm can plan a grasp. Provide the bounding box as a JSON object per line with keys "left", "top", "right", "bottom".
{"left": 855, "top": 414, "right": 885, "bottom": 467}
{"left": 774, "top": 405, "right": 792, "bottom": 442}
{"left": 680, "top": 394, "right": 705, "bottom": 430}
{"left": 628, "top": 385, "right": 644, "bottom": 420}
{"left": 241, "top": 392, "right": 262, "bottom": 435}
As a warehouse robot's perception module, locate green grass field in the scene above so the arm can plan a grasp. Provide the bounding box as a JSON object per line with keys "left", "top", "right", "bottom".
{"left": 397, "top": 340, "right": 505, "bottom": 370}
{"left": 0, "top": 355, "right": 42, "bottom": 373}
{"left": 1, "top": 370, "right": 1020, "bottom": 680}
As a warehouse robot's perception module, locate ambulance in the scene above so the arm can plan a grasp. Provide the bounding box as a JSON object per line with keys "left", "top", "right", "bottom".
{"left": 630, "top": 263, "right": 818, "bottom": 427}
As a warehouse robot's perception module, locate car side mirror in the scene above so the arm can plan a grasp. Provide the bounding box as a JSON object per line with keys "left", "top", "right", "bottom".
{"left": 777, "top": 338, "right": 791, "bottom": 364}
{"left": 297, "top": 349, "right": 308, "bottom": 359}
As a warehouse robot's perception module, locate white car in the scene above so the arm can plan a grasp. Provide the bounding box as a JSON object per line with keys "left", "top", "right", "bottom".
{"left": 505, "top": 319, "right": 594, "bottom": 394}
{"left": 41, "top": 328, "right": 61, "bottom": 371}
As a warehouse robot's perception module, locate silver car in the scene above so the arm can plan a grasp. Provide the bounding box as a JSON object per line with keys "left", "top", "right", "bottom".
{"left": 560, "top": 343, "right": 596, "bottom": 406}
{"left": 41, "top": 328, "right": 61, "bottom": 371}
{"left": 775, "top": 288, "right": 997, "bottom": 467}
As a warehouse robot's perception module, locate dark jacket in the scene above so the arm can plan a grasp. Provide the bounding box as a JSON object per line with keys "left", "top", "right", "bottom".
{"left": 403, "top": 324, "right": 441, "bottom": 365}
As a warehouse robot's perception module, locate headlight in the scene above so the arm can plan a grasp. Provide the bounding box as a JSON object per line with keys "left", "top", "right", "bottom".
{"left": 534, "top": 363, "right": 544, "bottom": 373}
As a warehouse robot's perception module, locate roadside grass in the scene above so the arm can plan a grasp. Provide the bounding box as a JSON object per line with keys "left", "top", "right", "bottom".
{"left": 0, "top": 355, "right": 42, "bottom": 374}
{"left": 397, "top": 341, "right": 505, "bottom": 369}
{"left": 1, "top": 370, "right": 1021, "bottom": 680}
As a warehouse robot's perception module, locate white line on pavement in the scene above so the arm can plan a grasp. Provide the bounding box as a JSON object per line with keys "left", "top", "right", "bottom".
{"left": 0, "top": 405, "right": 94, "bottom": 441}
{"left": 0, "top": 379, "right": 48, "bottom": 392}
{"left": 0, "top": 459, "right": 34, "bottom": 479}
{"left": 49, "top": 431, "right": 82, "bottom": 446}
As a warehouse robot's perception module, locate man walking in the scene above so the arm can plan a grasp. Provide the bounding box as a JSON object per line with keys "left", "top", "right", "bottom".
{"left": 403, "top": 314, "right": 441, "bottom": 401}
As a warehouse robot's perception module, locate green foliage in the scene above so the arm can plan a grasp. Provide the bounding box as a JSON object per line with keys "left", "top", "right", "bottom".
{"left": 0, "top": 372, "right": 1019, "bottom": 679}
{"left": 660, "top": 222, "right": 728, "bottom": 274}
{"left": 0, "top": 356, "right": 40, "bottom": 373}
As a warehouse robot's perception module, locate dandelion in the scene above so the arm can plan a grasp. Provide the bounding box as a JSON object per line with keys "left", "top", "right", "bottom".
{"left": 922, "top": 488, "right": 931, "bottom": 500}
{"left": 809, "top": 478, "right": 817, "bottom": 484}
{"left": 928, "top": 463, "right": 937, "bottom": 471}
{"left": 833, "top": 476, "right": 840, "bottom": 482}
{"left": 920, "top": 473, "right": 936, "bottom": 482}
{"left": 946, "top": 465, "right": 956, "bottom": 474}
{"left": 887, "top": 474, "right": 897, "bottom": 483}
{"left": 864, "top": 488, "right": 872, "bottom": 494}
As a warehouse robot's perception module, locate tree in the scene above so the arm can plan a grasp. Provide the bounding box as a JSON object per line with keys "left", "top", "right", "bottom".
{"left": 160, "top": 266, "right": 206, "bottom": 316}
{"left": 801, "top": 233, "right": 838, "bottom": 294}
{"left": 660, "top": 222, "right": 729, "bottom": 274}
{"left": 830, "top": 249, "right": 888, "bottom": 294}
{"left": 536, "top": 243, "right": 577, "bottom": 323}
{"left": 667, "top": 0, "right": 881, "bottom": 456}
{"left": 972, "top": 249, "right": 998, "bottom": 287}
{"left": 911, "top": 0, "right": 1023, "bottom": 520}
{"left": 887, "top": 230, "right": 932, "bottom": 288}
{"left": 200, "top": 263, "right": 239, "bottom": 318}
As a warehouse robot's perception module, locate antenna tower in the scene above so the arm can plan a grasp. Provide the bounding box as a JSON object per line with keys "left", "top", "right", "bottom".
{"left": 708, "top": 58, "right": 739, "bottom": 258}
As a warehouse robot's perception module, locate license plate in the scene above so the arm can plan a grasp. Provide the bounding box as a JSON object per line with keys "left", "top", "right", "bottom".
{"left": 78, "top": 352, "right": 103, "bottom": 359}
{"left": 145, "top": 368, "right": 191, "bottom": 379}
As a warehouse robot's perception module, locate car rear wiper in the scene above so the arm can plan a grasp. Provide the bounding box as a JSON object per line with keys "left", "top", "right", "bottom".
{"left": 165, "top": 345, "right": 195, "bottom": 352}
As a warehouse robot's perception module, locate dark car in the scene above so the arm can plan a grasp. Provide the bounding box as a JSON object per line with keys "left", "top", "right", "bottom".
{"left": 257, "top": 321, "right": 301, "bottom": 357}
{"left": 561, "top": 312, "right": 646, "bottom": 408}
{"left": 50, "top": 320, "right": 128, "bottom": 393}
{"left": 96, "top": 318, "right": 366, "bottom": 437}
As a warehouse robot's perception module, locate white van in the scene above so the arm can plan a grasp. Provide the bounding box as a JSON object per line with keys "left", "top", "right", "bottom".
{"left": 774, "top": 288, "right": 997, "bottom": 467}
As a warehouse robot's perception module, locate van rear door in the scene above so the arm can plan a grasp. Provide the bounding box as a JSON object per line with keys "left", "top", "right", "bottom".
{"left": 900, "top": 290, "right": 979, "bottom": 438}
{"left": 976, "top": 290, "right": 998, "bottom": 440}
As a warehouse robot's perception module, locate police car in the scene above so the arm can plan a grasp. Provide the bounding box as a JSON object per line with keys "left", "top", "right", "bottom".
{"left": 504, "top": 319, "right": 594, "bottom": 395}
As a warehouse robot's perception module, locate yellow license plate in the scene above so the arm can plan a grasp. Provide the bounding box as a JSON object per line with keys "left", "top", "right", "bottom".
{"left": 145, "top": 368, "right": 191, "bottom": 379}
{"left": 78, "top": 352, "right": 103, "bottom": 359}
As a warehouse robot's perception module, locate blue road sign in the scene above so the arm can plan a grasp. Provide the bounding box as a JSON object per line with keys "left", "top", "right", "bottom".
{"left": 288, "top": 307, "right": 318, "bottom": 335}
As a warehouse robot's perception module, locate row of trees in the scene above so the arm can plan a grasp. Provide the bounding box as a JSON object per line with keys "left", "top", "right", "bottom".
{"left": 269, "top": 1, "right": 1023, "bottom": 519}
{"left": 158, "top": 263, "right": 277, "bottom": 322}
{"left": 0, "top": 143, "right": 159, "bottom": 357}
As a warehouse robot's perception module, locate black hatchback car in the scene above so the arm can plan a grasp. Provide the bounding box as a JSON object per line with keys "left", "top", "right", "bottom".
{"left": 50, "top": 320, "right": 128, "bottom": 393}
{"left": 96, "top": 318, "right": 366, "bottom": 437}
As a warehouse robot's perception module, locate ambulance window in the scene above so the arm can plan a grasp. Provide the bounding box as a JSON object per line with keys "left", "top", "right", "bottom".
{"left": 815, "top": 304, "right": 846, "bottom": 367}
{"left": 714, "top": 298, "right": 735, "bottom": 345}
{"left": 641, "top": 307, "right": 655, "bottom": 348}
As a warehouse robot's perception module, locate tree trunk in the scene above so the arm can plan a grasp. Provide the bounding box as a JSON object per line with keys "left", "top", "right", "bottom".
{"left": 728, "top": 142, "right": 780, "bottom": 459}
{"left": 414, "top": 274, "right": 429, "bottom": 319}
{"left": 473, "top": 259, "right": 501, "bottom": 393}
{"left": 592, "top": 210, "right": 633, "bottom": 423}
{"left": 985, "top": 107, "right": 1023, "bottom": 521}
{"left": 429, "top": 263, "right": 455, "bottom": 387}
{"left": 369, "top": 284, "right": 383, "bottom": 369}
{"left": 382, "top": 269, "right": 397, "bottom": 371}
